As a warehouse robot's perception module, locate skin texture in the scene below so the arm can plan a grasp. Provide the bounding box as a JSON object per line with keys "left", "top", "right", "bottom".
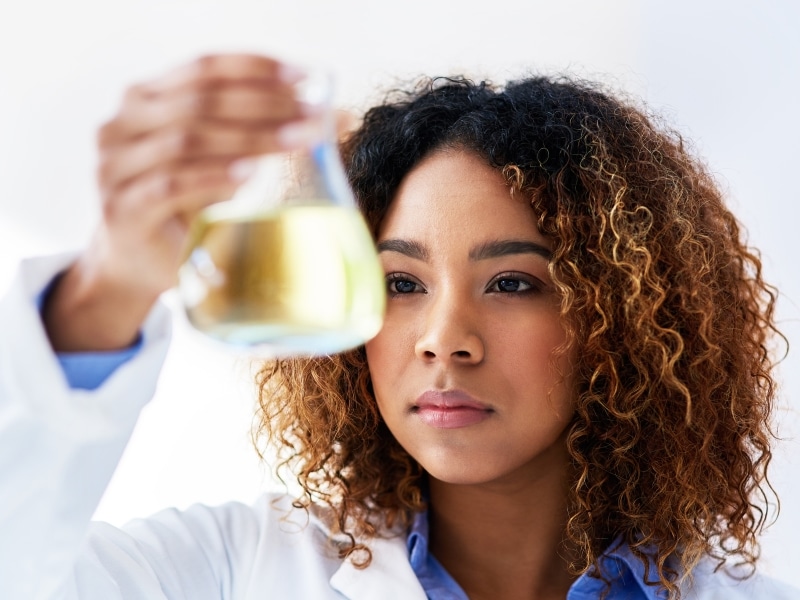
{"left": 365, "top": 149, "right": 577, "bottom": 599}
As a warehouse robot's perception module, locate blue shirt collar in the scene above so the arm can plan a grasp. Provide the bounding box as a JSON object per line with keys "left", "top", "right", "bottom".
{"left": 406, "top": 509, "right": 668, "bottom": 600}
{"left": 407, "top": 510, "right": 467, "bottom": 599}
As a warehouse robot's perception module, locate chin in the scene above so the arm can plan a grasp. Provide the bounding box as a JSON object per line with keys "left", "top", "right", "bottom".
{"left": 420, "top": 456, "right": 506, "bottom": 486}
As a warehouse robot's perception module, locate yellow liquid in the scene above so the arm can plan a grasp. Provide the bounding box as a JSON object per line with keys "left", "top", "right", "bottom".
{"left": 178, "top": 205, "right": 386, "bottom": 354}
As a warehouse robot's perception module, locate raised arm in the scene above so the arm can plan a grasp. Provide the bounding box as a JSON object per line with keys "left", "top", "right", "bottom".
{"left": 0, "top": 54, "right": 323, "bottom": 599}
{"left": 43, "top": 54, "right": 322, "bottom": 351}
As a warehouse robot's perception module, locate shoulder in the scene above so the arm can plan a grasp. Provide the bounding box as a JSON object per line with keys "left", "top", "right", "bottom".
{"left": 682, "top": 558, "right": 799, "bottom": 600}
{"left": 80, "top": 493, "right": 347, "bottom": 598}
{"left": 114, "top": 492, "right": 340, "bottom": 553}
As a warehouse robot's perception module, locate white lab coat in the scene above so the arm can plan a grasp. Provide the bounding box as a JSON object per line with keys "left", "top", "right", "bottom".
{"left": 0, "top": 254, "right": 427, "bottom": 600}
{"left": 0, "top": 255, "right": 797, "bottom": 600}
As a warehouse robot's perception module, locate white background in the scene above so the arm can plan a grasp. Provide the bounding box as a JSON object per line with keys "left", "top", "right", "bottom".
{"left": 1, "top": 0, "right": 798, "bottom": 584}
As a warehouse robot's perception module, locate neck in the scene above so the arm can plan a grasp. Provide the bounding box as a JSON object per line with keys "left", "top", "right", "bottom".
{"left": 427, "top": 456, "right": 577, "bottom": 600}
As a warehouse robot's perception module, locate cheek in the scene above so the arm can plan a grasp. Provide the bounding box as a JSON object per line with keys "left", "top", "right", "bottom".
{"left": 491, "top": 315, "right": 576, "bottom": 406}
{"left": 491, "top": 313, "right": 567, "bottom": 367}
{"left": 364, "top": 342, "right": 397, "bottom": 429}
{"left": 363, "top": 340, "right": 384, "bottom": 392}
{"left": 364, "top": 330, "right": 399, "bottom": 406}
{"left": 365, "top": 315, "right": 423, "bottom": 428}
{"left": 365, "top": 311, "right": 418, "bottom": 380}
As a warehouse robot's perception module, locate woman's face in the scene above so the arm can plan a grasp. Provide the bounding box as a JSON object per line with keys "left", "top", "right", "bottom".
{"left": 365, "top": 149, "right": 576, "bottom": 487}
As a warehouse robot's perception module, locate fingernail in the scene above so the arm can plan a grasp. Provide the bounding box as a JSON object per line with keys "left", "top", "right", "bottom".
{"left": 279, "top": 63, "right": 307, "bottom": 84}
{"left": 299, "top": 102, "right": 326, "bottom": 117}
{"left": 229, "top": 158, "right": 258, "bottom": 182}
{"left": 277, "top": 120, "right": 325, "bottom": 148}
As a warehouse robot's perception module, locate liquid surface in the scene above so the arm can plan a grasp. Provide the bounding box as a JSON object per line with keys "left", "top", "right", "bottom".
{"left": 178, "top": 205, "right": 386, "bottom": 355}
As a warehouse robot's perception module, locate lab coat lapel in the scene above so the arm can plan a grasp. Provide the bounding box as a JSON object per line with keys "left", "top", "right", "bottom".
{"left": 329, "top": 533, "right": 427, "bottom": 600}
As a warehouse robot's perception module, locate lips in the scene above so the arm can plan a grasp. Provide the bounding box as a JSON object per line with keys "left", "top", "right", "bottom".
{"left": 412, "top": 390, "right": 493, "bottom": 429}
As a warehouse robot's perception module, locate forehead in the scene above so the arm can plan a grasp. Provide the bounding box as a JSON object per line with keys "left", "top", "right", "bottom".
{"left": 378, "top": 149, "right": 545, "bottom": 246}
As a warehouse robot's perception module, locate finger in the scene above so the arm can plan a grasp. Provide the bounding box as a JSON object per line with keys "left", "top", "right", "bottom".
{"left": 191, "top": 86, "right": 312, "bottom": 122}
{"left": 98, "top": 53, "right": 307, "bottom": 147}
{"left": 99, "top": 85, "right": 312, "bottom": 148}
{"left": 99, "top": 117, "right": 326, "bottom": 192}
{"left": 105, "top": 159, "right": 248, "bottom": 229}
{"left": 144, "top": 54, "right": 306, "bottom": 95}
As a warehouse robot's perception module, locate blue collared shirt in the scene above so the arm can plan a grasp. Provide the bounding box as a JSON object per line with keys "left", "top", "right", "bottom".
{"left": 407, "top": 509, "right": 667, "bottom": 600}
{"left": 37, "top": 283, "right": 142, "bottom": 391}
{"left": 56, "top": 342, "right": 142, "bottom": 389}
{"left": 407, "top": 508, "right": 466, "bottom": 599}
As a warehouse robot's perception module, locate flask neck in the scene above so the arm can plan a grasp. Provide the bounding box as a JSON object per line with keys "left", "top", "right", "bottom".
{"left": 308, "top": 140, "right": 356, "bottom": 208}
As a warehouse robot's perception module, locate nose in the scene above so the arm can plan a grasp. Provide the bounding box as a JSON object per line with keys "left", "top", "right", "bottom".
{"left": 414, "top": 292, "right": 485, "bottom": 365}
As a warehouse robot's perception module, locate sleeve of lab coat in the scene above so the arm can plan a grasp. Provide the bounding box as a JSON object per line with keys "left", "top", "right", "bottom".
{"left": 0, "top": 254, "right": 172, "bottom": 599}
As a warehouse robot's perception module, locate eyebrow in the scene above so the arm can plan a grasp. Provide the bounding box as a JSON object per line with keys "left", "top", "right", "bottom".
{"left": 376, "top": 238, "right": 551, "bottom": 262}
{"left": 469, "top": 239, "right": 552, "bottom": 261}
{"left": 376, "top": 239, "right": 430, "bottom": 261}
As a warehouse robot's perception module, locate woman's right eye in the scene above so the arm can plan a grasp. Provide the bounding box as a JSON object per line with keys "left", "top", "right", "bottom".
{"left": 386, "top": 274, "right": 422, "bottom": 295}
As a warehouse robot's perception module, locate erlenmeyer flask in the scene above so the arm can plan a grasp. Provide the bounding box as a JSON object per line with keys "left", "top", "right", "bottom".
{"left": 177, "top": 77, "right": 385, "bottom": 356}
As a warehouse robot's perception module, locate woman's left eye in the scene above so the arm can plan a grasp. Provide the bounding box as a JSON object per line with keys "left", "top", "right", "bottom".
{"left": 487, "top": 274, "right": 536, "bottom": 294}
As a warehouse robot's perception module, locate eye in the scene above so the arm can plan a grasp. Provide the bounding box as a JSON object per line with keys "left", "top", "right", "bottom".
{"left": 495, "top": 278, "right": 526, "bottom": 292}
{"left": 386, "top": 273, "right": 424, "bottom": 295}
{"left": 486, "top": 273, "right": 540, "bottom": 295}
{"left": 392, "top": 280, "right": 418, "bottom": 294}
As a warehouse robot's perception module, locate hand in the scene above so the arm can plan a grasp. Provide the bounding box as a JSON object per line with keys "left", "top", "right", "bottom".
{"left": 43, "top": 54, "right": 323, "bottom": 351}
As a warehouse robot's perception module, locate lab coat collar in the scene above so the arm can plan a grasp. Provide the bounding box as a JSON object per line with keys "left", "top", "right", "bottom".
{"left": 329, "top": 531, "right": 427, "bottom": 600}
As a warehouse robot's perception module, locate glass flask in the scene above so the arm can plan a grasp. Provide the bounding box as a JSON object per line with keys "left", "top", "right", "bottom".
{"left": 177, "top": 78, "right": 385, "bottom": 356}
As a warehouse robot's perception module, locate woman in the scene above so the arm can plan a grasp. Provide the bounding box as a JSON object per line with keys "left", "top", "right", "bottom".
{"left": 0, "top": 54, "right": 794, "bottom": 599}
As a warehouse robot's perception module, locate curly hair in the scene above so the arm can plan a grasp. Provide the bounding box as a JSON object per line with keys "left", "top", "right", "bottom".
{"left": 254, "top": 74, "right": 782, "bottom": 597}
